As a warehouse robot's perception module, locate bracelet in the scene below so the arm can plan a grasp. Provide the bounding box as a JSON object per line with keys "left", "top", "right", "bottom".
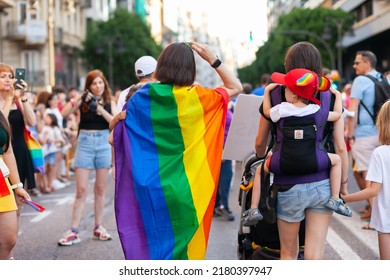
{"left": 70, "top": 98, "right": 76, "bottom": 107}
{"left": 342, "top": 177, "right": 349, "bottom": 184}
{"left": 346, "top": 136, "right": 355, "bottom": 140}
{"left": 21, "top": 98, "right": 28, "bottom": 103}
{"left": 11, "top": 182, "right": 23, "bottom": 190}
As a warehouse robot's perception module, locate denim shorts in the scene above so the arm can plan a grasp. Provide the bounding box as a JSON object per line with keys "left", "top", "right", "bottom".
{"left": 74, "top": 129, "right": 111, "bottom": 169}
{"left": 44, "top": 152, "right": 57, "bottom": 165}
{"left": 276, "top": 178, "right": 333, "bottom": 222}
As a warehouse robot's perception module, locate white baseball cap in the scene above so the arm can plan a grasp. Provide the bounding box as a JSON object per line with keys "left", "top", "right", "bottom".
{"left": 135, "top": 56, "right": 157, "bottom": 77}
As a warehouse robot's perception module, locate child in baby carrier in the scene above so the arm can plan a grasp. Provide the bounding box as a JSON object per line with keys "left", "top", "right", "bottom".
{"left": 242, "top": 68, "right": 352, "bottom": 226}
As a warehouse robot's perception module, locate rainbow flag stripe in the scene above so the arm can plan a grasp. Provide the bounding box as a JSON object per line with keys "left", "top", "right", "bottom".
{"left": 296, "top": 73, "right": 314, "bottom": 86}
{"left": 113, "top": 83, "right": 228, "bottom": 260}
{"left": 24, "top": 127, "right": 45, "bottom": 174}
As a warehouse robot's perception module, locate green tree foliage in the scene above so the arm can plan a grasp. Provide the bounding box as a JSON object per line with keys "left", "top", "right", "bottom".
{"left": 80, "top": 9, "right": 162, "bottom": 90}
{"left": 238, "top": 7, "right": 354, "bottom": 86}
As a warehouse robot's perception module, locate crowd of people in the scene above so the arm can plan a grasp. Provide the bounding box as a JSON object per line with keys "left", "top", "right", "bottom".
{"left": 0, "top": 40, "right": 389, "bottom": 260}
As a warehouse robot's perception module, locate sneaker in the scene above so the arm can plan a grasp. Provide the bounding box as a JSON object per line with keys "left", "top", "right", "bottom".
{"left": 93, "top": 225, "right": 112, "bottom": 241}
{"left": 58, "top": 229, "right": 81, "bottom": 246}
{"left": 213, "top": 208, "right": 222, "bottom": 217}
{"left": 215, "top": 207, "right": 235, "bottom": 221}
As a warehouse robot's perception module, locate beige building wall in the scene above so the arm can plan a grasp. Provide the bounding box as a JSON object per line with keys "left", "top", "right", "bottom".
{"left": 1, "top": 0, "right": 87, "bottom": 92}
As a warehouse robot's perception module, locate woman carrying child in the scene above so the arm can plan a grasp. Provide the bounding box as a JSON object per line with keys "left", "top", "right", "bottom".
{"left": 243, "top": 68, "right": 352, "bottom": 226}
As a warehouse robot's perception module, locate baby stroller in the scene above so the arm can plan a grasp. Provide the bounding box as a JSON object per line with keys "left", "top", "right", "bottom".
{"left": 237, "top": 154, "right": 305, "bottom": 260}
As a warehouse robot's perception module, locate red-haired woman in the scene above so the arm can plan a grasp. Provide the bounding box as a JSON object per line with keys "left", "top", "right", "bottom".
{"left": 0, "top": 63, "right": 38, "bottom": 197}
{"left": 59, "top": 69, "right": 117, "bottom": 246}
{"left": 0, "top": 66, "right": 31, "bottom": 259}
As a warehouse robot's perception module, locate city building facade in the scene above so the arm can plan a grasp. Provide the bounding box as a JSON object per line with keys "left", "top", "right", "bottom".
{"left": 267, "top": 0, "right": 390, "bottom": 82}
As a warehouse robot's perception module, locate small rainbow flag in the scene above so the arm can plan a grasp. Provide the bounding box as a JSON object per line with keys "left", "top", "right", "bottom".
{"left": 113, "top": 83, "right": 228, "bottom": 260}
{"left": 24, "top": 127, "right": 45, "bottom": 174}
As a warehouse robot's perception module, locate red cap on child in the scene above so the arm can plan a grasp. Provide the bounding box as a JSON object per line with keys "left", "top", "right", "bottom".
{"left": 271, "top": 68, "right": 331, "bottom": 105}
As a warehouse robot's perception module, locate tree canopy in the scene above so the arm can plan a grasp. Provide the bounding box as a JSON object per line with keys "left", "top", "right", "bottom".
{"left": 80, "top": 9, "right": 162, "bottom": 90}
{"left": 238, "top": 7, "right": 354, "bottom": 86}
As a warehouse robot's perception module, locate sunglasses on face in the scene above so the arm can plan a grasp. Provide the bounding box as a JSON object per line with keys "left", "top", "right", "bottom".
{"left": 353, "top": 60, "right": 364, "bottom": 65}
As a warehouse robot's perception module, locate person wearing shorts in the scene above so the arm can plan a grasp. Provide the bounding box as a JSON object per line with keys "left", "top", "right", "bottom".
{"left": 347, "top": 50, "right": 381, "bottom": 219}
{"left": 254, "top": 42, "right": 349, "bottom": 260}
{"left": 58, "top": 69, "right": 117, "bottom": 246}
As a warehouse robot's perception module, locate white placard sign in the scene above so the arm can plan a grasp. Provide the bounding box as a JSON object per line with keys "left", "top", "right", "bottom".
{"left": 222, "top": 94, "right": 263, "bottom": 161}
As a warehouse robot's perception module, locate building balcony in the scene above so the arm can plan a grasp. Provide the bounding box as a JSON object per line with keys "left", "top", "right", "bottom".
{"left": 6, "top": 20, "right": 47, "bottom": 45}
{"left": 0, "top": 0, "right": 14, "bottom": 10}
{"left": 342, "top": 8, "right": 390, "bottom": 47}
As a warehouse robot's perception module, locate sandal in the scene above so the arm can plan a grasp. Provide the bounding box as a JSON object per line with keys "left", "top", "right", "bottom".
{"left": 241, "top": 208, "right": 263, "bottom": 226}
{"left": 362, "top": 223, "right": 375, "bottom": 230}
{"left": 324, "top": 197, "right": 352, "bottom": 217}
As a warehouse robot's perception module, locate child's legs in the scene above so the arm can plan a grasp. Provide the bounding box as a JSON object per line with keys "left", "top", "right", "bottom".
{"left": 378, "top": 232, "right": 390, "bottom": 260}
{"left": 250, "top": 159, "right": 270, "bottom": 209}
{"left": 328, "top": 153, "right": 341, "bottom": 199}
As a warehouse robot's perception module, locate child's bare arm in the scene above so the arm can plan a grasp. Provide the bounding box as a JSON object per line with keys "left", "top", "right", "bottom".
{"left": 328, "top": 88, "right": 342, "bottom": 122}
{"left": 262, "top": 83, "right": 278, "bottom": 118}
{"left": 109, "top": 110, "right": 126, "bottom": 130}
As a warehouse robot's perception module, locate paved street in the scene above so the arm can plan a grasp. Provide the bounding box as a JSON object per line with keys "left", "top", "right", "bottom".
{"left": 14, "top": 164, "right": 378, "bottom": 260}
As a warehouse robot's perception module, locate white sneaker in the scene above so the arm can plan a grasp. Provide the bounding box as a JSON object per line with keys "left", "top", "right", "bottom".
{"left": 52, "top": 179, "right": 66, "bottom": 190}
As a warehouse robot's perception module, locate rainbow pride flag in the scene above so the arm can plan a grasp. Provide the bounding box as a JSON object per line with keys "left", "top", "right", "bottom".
{"left": 113, "top": 83, "right": 228, "bottom": 260}
{"left": 24, "top": 126, "right": 45, "bottom": 174}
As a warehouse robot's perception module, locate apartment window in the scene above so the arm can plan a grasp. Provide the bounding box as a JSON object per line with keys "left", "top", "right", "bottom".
{"left": 18, "top": 0, "right": 39, "bottom": 24}
{"left": 355, "top": 0, "right": 373, "bottom": 22}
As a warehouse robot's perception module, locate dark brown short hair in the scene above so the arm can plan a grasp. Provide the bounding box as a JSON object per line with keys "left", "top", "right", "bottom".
{"left": 154, "top": 42, "right": 196, "bottom": 86}
{"left": 284, "top": 41, "right": 323, "bottom": 74}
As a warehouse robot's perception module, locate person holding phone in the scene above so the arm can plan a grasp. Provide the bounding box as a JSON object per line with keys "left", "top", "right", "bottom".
{"left": 0, "top": 63, "right": 32, "bottom": 259}
{"left": 59, "top": 69, "right": 117, "bottom": 246}
{"left": 0, "top": 63, "right": 38, "bottom": 198}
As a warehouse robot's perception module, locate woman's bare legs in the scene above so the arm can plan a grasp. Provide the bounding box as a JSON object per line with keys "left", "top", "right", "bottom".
{"left": 277, "top": 219, "right": 301, "bottom": 259}
{"left": 93, "top": 168, "right": 109, "bottom": 226}
{"left": 0, "top": 211, "right": 18, "bottom": 260}
{"left": 71, "top": 168, "right": 91, "bottom": 228}
{"left": 304, "top": 210, "right": 332, "bottom": 259}
{"left": 278, "top": 211, "right": 332, "bottom": 260}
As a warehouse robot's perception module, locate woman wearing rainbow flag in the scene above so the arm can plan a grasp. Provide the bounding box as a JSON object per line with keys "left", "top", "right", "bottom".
{"left": 112, "top": 42, "right": 242, "bottom": 259}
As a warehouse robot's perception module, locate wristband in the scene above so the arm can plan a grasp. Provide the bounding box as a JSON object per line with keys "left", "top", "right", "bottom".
{"left": 21, "top": 98, "right": 28, "bottom": 103}
{"left": 11, "top": 182, "right": 23, "bottom": 190}
{"left": 346, "top": 136, "right": 355, "bottom": 140}
{"left": 342, "top": 177, "right": 349, "bottom": 184}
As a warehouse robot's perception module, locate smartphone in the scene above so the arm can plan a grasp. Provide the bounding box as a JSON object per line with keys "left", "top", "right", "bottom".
{"left": 14, "top": 68, "right": 26, "bottom": 89}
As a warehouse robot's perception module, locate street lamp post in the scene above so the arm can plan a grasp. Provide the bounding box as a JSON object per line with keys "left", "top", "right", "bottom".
{"left": 274, "top": 29, "right": 336, "bottom": 71}
{"left": 96, "top": 36, "right": 124, "bottom": 90}
{"left": 107, "top": 37, "right": 114, "bottom": 89}
{"left": 0, "top": 8, "right": 5, "bottom": 61}
{"left": 48, "top": 0, "right": 55, "bottom": 89}
{"left": 334, "top": 20, "right": 344, "bottom": 76}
